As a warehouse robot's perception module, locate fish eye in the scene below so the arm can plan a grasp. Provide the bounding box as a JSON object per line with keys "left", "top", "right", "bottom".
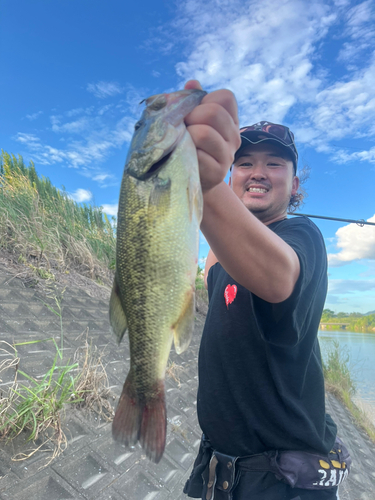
{"left": 134, "top": 121, "right": 143, "bottom": 131}
{"left": 148, "top": 95, "right": 167, "bottom": 111}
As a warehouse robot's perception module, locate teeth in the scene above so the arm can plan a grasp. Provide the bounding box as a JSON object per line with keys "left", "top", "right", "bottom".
{"left": 248, "top": 188, "right": 268, "bottom": 193}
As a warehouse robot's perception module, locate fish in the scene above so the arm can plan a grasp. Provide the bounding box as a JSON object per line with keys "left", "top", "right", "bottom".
{"left": 109, "top": 89, "right": 206, "bottom": 463}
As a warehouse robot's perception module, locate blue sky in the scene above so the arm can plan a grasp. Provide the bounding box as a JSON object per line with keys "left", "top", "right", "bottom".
{"left": 1, "top": 0, "right": 375, "bottom": 313}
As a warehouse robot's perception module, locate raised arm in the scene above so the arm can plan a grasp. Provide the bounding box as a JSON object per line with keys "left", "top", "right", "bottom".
{"left": 184, "top": 81, "right": 300, "bottom": 303}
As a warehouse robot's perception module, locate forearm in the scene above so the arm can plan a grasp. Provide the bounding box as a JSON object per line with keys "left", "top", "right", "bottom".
{"left": 200, "top": 182, "right": 300, "bottom": 303}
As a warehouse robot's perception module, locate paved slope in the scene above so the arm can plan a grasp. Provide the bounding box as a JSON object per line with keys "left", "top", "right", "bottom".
{"left": 0, "top": 264, "right": 374, "bottom": 499}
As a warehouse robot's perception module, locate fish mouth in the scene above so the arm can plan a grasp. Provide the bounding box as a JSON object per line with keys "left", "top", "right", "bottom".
{"left": 138, "top": 148, "right": 175, "bottom": 181}
{"left": 136, "top": 127, "right": 184, "bottom": 181}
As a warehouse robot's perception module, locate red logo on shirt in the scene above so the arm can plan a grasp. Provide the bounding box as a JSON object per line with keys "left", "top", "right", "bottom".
{"left": 224, "top": 284, "right": 237, "bottom": 308}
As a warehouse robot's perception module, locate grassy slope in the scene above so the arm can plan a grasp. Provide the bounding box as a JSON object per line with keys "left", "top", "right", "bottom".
{"left": 0, "top": 151, "right": 115, "bottom": 286}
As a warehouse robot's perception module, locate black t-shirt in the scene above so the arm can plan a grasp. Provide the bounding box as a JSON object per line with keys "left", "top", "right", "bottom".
{"left": 197, "top": 216, "right": 337, "bottom": 457}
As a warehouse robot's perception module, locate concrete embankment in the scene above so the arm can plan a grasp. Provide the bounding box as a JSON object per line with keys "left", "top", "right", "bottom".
{"left": 0, "top": 258, "right": 374, "bottom": 499}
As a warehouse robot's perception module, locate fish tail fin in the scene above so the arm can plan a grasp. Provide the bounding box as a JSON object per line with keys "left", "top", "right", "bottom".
{"left": 112, "top": 375, "right": 167, "bottom": 463}
{"left": 112, "top": 372, "right": 141, "bottom": 447}
{"left": 139, "top": 381, "right": 167, "bottom": 463}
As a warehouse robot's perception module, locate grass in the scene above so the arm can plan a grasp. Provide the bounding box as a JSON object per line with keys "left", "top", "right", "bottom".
{"left": 0, "top": 331, "right": 114, "bottom": 467}
{"left": 73, "top": 329, "right": 115, "bottom": 421}
{"left": 0, "top": 339, "right": 81, "bottom": 465}
{"left": 37, "top": 288, "right": 66, "bottom": 356}
{"left": 166, "top": 361, "right": 185, "bottom": 388}
{"left": 0, "top": 150, "right": 115, "bottom": 285}
{"left": 322, "top": 340, "right": 375, "bottom": 442}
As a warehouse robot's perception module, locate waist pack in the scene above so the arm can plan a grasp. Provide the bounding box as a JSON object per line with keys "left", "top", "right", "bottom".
{"left": 183, "top": 435, "right": 351, "bottom": 499}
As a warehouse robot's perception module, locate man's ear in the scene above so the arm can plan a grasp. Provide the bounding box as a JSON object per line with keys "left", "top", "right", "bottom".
{"left": 291, "top": 175, "right": 299, "bottom": 195}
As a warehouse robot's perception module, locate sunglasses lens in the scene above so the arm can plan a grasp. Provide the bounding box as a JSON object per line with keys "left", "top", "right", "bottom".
{"left": 242, "top": 123, "right": 292, "bottom": 143}
{"left": 263, "top": 124, "right": 288, "bottom": 140}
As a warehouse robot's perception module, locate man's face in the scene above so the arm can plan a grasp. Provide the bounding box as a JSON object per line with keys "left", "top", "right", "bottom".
{"left": 230, "top": 142, "right": 299, "bottom": 225}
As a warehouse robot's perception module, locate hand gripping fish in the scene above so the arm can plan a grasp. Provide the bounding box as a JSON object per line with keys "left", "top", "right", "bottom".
{"left": 109, "top": 89, "right": 206, "bottom": 463}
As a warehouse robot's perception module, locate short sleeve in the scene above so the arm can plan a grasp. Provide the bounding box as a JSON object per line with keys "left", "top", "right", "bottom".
{"left": 252, "top": 217, "right": 328, "bottom": 347}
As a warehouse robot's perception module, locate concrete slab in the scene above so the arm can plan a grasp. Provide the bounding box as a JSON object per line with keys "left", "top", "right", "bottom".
{"left": 0, "top": 264, "right": 374, "bottom": 499}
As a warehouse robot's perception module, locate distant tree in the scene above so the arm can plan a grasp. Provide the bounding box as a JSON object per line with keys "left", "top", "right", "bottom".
{"left": 322, "top": 309, "right": 335, "bottom": 318}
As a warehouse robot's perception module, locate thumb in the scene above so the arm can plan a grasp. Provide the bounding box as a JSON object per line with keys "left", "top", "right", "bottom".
{"left": 184, "top": 80, "right": 203, "bottom": 91}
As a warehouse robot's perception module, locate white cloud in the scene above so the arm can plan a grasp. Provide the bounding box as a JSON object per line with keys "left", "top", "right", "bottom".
{"left": 338, "top": 0, "right": 375, "bottom": 63}
{"left": 98, "top": 104, "right": 113, "bottom": 116}
{"left": 26, "top": 111, "right": 43, "bottom": 121}
{"left": 304, "top": 58, "right": 375, "bottom": 148}
{"left": 64, "top": 106, "right": 94, "bottom": 118}
{"left": 51, "top": 115, "right": 90, "bottom": 134}
{"left": 101, "top": 203, "right": 118, "bottom": 216}
{"left": 93, "top": 173, "right": 111, "bottom": 182}
{"left": 328, "top": 278, "right": 375, "bottom": 294}
{"left": 15, "top": 0, "right": 375, "bottom": 186}
{"left": 151, "top": 0, "right": 375, "bottom": 166}
{"left": 69, "top": 188, "right": 92, "bottom": 203}
{"left": 328, "top": 214, "right": 375, "bottom": 266}
{"left": 15, "top": 113, "right": 135, "bottom": 168}
{"left": 174, "top": 0, "right": 336, "bottom": 124}
{"left": 87, "top": 81, "right": 124, "bottom": 99}
{"left": 14, "top": 132, "right": 41, "bottom": 145}
{"left": 330, "top": 146, "right": 375, "bottom": 164}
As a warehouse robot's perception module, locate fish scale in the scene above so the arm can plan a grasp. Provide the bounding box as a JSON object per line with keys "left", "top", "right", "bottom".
{"left": 109, "top": 89, "right": 206, "bottom": 462}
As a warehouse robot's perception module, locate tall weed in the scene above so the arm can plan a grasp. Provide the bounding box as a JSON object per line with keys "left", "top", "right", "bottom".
{"left": 0, "top": 150, "right": 116, "bottom": 281}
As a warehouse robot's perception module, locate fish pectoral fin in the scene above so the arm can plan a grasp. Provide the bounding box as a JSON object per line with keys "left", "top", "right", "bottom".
{"left": 187, "top": 178, "right": 203, "bottom": 223}
{"left": 148, "top": 177, "right": 171, "bottom": 219}
{"left": 172, "top": 289, "right": 195, "bottom": 354}
{"left": 109, "top": 276, "right": 128, "bottom": 344}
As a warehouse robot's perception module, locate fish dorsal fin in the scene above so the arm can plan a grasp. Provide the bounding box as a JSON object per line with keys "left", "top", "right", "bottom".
{"left": 172, "top": 289, "right": 195, "bottom": 354}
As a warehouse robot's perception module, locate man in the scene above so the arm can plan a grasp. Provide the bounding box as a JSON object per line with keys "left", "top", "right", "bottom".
{"left": 183, "top": 81, "right": 349, "bottom": 500}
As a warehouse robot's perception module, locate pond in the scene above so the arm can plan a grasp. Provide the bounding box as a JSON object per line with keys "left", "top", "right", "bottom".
{"left": 319, "top": 330, "right": 375, "bottom": 425}
{"left": 319, "top": 329, "right": 375, "bottom": 404}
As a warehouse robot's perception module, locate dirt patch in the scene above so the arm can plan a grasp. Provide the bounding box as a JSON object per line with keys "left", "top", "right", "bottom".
{"left": 0, "top": 247, "right": 112, "bottom": 301}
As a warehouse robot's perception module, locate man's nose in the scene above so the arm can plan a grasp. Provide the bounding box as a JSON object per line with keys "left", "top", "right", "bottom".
{"left": 249, "top": 164, "right": 267, "bottom": 178}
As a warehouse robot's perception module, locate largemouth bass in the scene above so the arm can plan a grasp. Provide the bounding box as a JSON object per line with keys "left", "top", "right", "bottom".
{"left": 109, "top": 89, "right": 206, "bottom": 463}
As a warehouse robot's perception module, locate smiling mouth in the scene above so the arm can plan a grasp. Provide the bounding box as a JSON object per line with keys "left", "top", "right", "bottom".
{"left": 247, "top": 187, "right": 269, "bottom": 193}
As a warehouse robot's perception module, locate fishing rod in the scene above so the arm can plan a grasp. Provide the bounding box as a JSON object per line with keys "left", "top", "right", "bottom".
{"left": 287, "top": 212, "right": 375, "bottom": 227}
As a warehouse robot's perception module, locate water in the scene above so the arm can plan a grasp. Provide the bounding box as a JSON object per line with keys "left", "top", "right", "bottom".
{"left": 318, "top": 329, "right": 375, "bottom": 404}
